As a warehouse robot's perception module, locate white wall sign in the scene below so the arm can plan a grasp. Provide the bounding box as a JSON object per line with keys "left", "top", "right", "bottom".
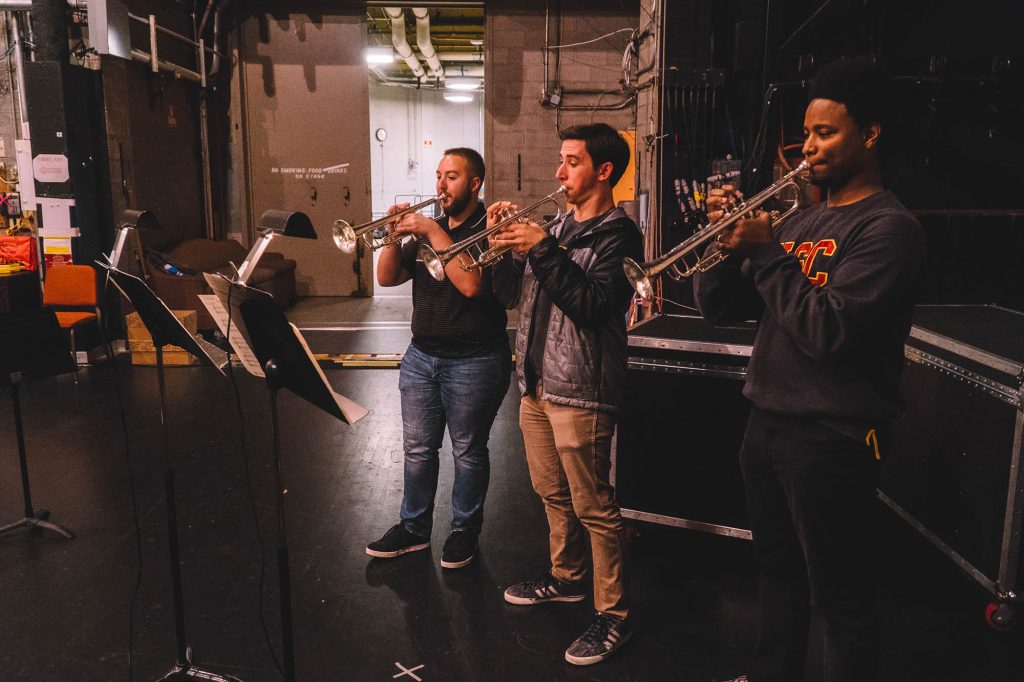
{"left": 32, "top": 154, "right": 70, "bottom": 184}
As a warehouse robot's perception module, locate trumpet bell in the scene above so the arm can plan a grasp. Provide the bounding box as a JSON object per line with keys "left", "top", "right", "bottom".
{"left": 333, "top": 220, "right": 357, "bottom": 254}
{"left": 622, "top": 257, "right": 655, "bottom": 301}
{"left": 419, "top": 243, "right": 447, "bottom": 281}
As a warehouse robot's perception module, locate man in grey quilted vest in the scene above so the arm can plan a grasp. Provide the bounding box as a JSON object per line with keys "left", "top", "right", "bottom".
{"left": 488, "top": 123, "right": 643, "bottom": 666}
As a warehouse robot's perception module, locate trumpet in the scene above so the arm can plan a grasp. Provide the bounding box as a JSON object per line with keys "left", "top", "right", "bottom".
{"left": 419, "top": 186, "right": 567, "bottom": 282}
{"left": 332, "top": 193, "right": 449, "bottom": 254}
{"left": 623, "top": 161, "right": 809, "bottom": 300}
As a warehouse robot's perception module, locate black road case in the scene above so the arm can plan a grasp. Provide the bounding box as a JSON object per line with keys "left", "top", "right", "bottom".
{"left": 614, "top": 314, "right": 755, "bottom": 540}
{"left": 881, "top": 304, "right": 1024, "bottom": 628}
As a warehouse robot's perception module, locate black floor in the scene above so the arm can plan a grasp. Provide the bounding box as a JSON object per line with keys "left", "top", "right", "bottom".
{"left": 1, "top": 329, "right": 1023, "bottom": 682}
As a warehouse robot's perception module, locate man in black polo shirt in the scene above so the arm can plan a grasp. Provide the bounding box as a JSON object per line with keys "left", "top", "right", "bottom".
{"left": 366, "top": 148, "right": 510, "bottom": 569}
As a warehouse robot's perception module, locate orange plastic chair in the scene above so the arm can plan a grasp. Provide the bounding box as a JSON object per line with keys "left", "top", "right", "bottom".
{"left": 42, "top": 264, "right": 112, "bottom": 382}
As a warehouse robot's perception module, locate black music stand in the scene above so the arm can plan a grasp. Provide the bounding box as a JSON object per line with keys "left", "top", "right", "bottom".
{"left": 102, "top": 265, "right": 241, "bottom": 682}
{"left": 205, "top": 273, "right": 366, "bottom": 682}
{"left": 0, "top": 310, "right": 75, "bottom": 539}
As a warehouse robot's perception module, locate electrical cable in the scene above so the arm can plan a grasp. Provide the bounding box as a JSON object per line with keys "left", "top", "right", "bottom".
{"left": 223, "top": 281, "right": 286, "bottom": 677}
{"left": 545, "top": 26, "right": 635, "bottom": 50}
{"left": 99, "top": 274, "right": 145, "bottom": 682}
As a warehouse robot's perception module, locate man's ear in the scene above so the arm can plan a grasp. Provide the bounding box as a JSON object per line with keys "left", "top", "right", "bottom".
{"left": 471, "top": 176, "right": 482, "bottom": 194}
{"left": 596, "top": 161, "right": 614, "bottom": 183}
{"left": 863, "top": 122, "right": 881, "bottom": 150}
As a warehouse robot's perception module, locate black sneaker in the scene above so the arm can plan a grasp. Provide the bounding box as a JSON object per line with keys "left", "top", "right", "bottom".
{"left": 365, "top": 523, "right": 429, "bottom": 558}
{"left": 503, "top": 573, "right": 586, "bottom": 605}
{"left": 564, "top": 612, "right": 632, "bottom": 666}
{"left": 440, "top": 529, "right": 479, "bottom": 569}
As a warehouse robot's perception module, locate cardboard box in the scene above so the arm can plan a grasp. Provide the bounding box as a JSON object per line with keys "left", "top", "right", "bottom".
{"left": 125, "top": 310, "right": 200, "bottom": 365}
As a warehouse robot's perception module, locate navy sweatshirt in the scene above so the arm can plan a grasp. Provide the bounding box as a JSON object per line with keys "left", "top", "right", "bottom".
{"left": 693, "top": 190, "right": 925, "bottom": 429}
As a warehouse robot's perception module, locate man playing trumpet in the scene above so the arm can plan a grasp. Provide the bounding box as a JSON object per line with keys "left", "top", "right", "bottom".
{"left": 696, "top": 60, "right": 925, "bottom": 682}
{"left": 489, "top": 123, "right": 642, "bottom": 666}
{"left": 366, "top": 147, "right": 510, "bottom": 570}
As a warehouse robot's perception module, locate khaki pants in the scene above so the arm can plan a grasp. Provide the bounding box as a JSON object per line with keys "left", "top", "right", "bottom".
{"left": 519, "top": 391, "right": 628, "bottom": 618}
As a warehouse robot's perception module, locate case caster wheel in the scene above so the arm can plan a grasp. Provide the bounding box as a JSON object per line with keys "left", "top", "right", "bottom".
{"left": 985, "top": 602, "right": 1015, "bottom": 630}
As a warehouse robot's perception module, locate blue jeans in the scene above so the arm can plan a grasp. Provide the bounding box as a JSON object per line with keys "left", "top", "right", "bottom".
{"left": 399, "top": 343, "right": 511, "bottom": 537}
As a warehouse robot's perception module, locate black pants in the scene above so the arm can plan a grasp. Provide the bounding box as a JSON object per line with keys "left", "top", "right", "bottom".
{"left": 741, "top": 408, "right": 881, "bottom": 682}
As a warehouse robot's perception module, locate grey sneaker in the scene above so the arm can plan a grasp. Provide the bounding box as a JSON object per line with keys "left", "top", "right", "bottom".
{"left": 503, "top": 572, "right": 586, "bottom": 605}
{"left": 365, "top": 523, "right": 429, "bottom": 558}
{"left": 441, "top": 529, "right": 479, "bottom": 569}
{"left": 564, "top": 612, "right": 632, "bottom": 666}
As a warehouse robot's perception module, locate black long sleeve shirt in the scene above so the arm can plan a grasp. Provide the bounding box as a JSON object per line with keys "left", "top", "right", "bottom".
{"left": 694, "top": 190, "right": 925, "bottom": 428}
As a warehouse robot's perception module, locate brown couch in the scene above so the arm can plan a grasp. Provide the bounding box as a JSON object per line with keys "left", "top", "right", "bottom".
{"left": 144, "top": 238, "right": 297, "bottom": 330}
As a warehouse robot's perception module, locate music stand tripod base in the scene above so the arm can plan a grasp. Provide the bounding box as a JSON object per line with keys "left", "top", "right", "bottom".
{"left": 1, "top": 320, "right": 77, "bottom": 541}
{"left": 0, "top": 374, "right": 74, "bottom": 540}
{"left": 158, "top": 657, "right": 245, "bottom": 682}
{"left": 0, "top": 511, "right": 74, "bottom": 539}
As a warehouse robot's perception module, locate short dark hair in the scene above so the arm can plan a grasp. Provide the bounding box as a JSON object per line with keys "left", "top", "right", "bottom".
{"left": 443, "top": 147, "right": 485, "bottom": 184}
{"left": 808, "top": 58, "right": 892, "bottom": 130}
{"left": 559, "top": 123, "right": 631, "bottom": 188}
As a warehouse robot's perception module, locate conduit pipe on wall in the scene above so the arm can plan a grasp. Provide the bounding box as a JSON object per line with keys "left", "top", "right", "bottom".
{"left": 384, "top": 7, "right": 425, "bottom": 82}
{"left": 412, "top": 7, "right": 444, "bottom": 81}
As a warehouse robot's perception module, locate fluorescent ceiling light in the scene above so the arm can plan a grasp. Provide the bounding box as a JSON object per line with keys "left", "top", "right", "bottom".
{"left": 365, "top": 46, "right": 394, "bottom": 64}
{"left": 469, "top": 39, "right": 483, "bottom": 46}
{"left": 444, "top": 92, "right": 473, "bottom": 103}
{"left": 446, "top": 78, "right": 480, "bottom": 91}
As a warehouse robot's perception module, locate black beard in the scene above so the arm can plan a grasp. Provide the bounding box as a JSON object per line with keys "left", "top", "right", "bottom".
{"left": 445, "top": 189, "right": 474, "bottom": 220}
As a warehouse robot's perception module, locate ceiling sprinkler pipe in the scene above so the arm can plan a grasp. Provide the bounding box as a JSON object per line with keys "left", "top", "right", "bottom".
{"left": 384, "top": 7, "right": 426, "bottom": 81}
{"left": 412, "top": 8, "right": 444, "bottom": 80}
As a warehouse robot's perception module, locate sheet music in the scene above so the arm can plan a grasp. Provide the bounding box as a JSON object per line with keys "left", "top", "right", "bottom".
{"left": 289, "top": 322, "right": 369, "bottom": 425}
{"left": 198, "top": 294, "right": 265, "bottom": 378}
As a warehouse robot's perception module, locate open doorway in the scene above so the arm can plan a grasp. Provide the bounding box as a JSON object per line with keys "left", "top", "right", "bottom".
{"left": 364, "top": 6, "right": 485, "bottom": 296}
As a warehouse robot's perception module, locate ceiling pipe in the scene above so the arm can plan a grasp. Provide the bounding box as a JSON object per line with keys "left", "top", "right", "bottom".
{"left": 433, "top": 51, "right": 482, "bottom": 62}
{"left": 208, "top": 0, "right": 231, "bottom": 78}
{"left": 412, "top": 7, "right": 444, "bottom": 81}
{"left": 384, "top": 7, "right": 425, "bottom": 82}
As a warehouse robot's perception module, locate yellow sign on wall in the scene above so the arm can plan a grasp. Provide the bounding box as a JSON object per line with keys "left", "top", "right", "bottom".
{"left": 612, "top": 129, "right": 637, "bottom": 205}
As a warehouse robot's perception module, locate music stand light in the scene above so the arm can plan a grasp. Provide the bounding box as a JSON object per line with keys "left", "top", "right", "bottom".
{"left": 109, "top": 209, "right": 160, "bottom": 281}
{"left": 235, "top": 210, "right": 316, "bottom": 286}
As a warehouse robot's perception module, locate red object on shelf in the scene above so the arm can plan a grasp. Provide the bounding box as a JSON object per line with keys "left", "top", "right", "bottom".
{"left": 0, "top": 235, "right": 37, "bottom": 270}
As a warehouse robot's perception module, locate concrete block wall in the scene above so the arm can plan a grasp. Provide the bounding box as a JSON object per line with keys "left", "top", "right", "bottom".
{"left": 485, "top": 0, "right": 641, "bottom": 209}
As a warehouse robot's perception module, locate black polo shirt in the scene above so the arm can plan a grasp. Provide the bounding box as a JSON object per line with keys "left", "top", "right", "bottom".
{"left": 399, "top": 202, "right": 509, "bottom": 358}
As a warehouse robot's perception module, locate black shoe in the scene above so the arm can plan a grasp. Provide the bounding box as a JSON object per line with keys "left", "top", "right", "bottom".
{"left": 440, "top": 529, "right": 479, "bottom": 569}
{"left": 564, "top": 612, "right": 632, "bottom": 666}
{"left": 366, "top": 523, "right": 430, "bottom": 559}
{"left": 503, "top": 572, "right": 586, "bottom": 605}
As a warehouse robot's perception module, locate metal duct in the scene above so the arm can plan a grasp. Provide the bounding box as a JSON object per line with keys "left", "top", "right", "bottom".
{"left": 435, "top": 52, "right": 483, "bottom": 62}
{"left": 209, "top": 0, "right": 232, "bottom": 78}
{"left": 384, "top": 7, "right": 425, "bottom": 81}
{"left": 412, "top": 8, "right": 443, "bottom": 80}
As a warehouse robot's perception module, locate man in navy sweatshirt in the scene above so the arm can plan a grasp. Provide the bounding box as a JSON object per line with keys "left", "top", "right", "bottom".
{"left": 695, "top": 59, "right": 925, "bottom": 682}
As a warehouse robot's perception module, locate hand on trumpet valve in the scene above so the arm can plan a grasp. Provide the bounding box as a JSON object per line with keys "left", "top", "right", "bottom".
{"left": 712, "top": 209, "right": 774, "bottom": 258}
{"left": 706, "top": 184, "right": 744, "bottom": 223}
{"left": 486, "top": 200, "right": 517, "bottom": 227}
{"left": 486, "top": 200, "right": 547, "bottom": 254}
{"left": 393, "top": 211, "right": 442, "bottom": 239}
